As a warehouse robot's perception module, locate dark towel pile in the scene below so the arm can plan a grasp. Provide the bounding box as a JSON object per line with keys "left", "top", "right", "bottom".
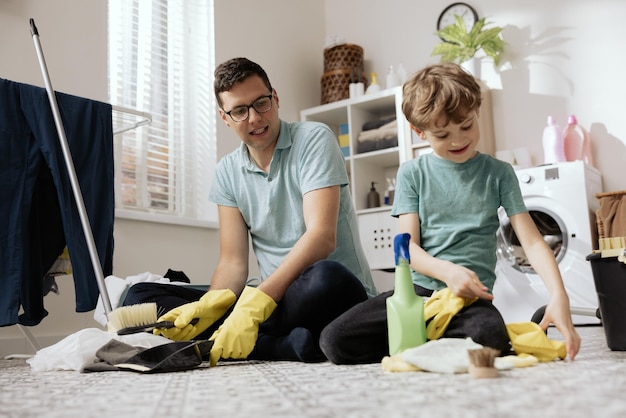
{"left": 357, "top": 116, "right": 398, "bottom": 154}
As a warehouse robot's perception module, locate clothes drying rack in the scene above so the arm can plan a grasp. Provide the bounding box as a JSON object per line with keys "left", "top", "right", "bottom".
{"left": 13, "top": 19, "right": 152, "bottom": 354}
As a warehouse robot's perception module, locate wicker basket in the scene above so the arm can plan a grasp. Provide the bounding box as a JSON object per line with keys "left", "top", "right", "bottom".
{"left": 596, "top": 190, "right": 626, "bottom": 239}
{"left": 321, "top": 69, "right": 367, "bottom": 104}
{"left": 321, "top": 43, "right": 365, "bottom": 104}
{"left": 323, "top": 43, "right": 364, "bottom": 72}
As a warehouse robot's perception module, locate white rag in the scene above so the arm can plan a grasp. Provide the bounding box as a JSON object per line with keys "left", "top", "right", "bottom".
{"left": 26, "top": 328, "right": 171, "bottom": 372}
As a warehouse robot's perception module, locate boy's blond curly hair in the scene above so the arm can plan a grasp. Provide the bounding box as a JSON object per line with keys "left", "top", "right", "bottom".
{"left": 402, "top": 63, "right": 482, "bottom": 131}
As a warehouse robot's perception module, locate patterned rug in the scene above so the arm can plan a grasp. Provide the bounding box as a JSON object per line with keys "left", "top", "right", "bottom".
{"left": 1, "top": 326, "right": 625, "bottom": 418}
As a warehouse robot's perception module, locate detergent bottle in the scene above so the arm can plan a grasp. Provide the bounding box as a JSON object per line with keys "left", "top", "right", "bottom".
{"left": 387, "top": 233, "right": 427, "bottom": 355}
{"left": 367, "top": 182, "right": 380, "bottom": 208}
{"left": 563, "top": 115, "right": 595, "bottom": 167}
{"left": 563, "top": 115, "right": 584, "bottom": 162}
{"left": 542, "top": 115, "right": 566, "bottom": 165}
{"left": 366, "top": 72, "right": 381, "bottom": 94}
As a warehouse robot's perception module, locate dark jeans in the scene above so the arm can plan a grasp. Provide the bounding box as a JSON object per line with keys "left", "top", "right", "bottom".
{"left": 319, "top": 284, "right": 511, "bottom": 364}
{"left": 123, "top": 260, "right": 369, "bottom": 361}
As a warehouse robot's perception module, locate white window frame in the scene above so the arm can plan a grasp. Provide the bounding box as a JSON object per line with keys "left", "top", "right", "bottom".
{"left": 108, "top": 0, "right": 217, "bottom": 228}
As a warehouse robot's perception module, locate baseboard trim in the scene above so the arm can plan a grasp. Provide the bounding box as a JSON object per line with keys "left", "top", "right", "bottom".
{"left": 1, "top": 335, "right": 66, "bottom": 359}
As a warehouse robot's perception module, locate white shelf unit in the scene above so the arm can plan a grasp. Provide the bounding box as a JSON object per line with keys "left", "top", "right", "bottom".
{"left": 300, "top": 87, "right": 427, "bottom": 211}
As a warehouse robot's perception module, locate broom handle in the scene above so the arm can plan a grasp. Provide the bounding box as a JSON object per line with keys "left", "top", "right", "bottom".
{"left": 30, "top": 18, "right": 112, "bottom": 315}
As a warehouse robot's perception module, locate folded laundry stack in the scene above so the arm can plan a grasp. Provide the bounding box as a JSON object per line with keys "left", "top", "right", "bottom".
{"left": 356, "top": 116, "right": 398, "bottom": 154}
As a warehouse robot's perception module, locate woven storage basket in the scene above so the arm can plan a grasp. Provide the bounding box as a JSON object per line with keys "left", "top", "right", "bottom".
{"left": 323, "top": 43, "right": 364, "bottom": 72}
{"left": 321, "top": 69, "right": 367, "bottom": 104}
{"left": 596, "top": 190, "right": 626, "bottom": 239}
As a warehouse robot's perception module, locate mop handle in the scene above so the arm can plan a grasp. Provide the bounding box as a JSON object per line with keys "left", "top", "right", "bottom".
{"left": 29, "top": 18, "right": 113, "bottom": 315}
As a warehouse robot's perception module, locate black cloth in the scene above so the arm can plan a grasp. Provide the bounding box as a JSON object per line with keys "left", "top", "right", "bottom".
{"left": 81, "top": 338, "right": 213, "bottom": 373}
{"left": 319, "top": 284, "right": 511, "bottom": 364}
{"left": 0, "top": 78, "right": 114, "bottom": 326}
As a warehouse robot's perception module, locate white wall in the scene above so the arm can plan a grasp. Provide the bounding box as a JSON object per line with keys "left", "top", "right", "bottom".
{"left": 324, "top": 0, "right": 626, "bottom": 193}
{"left": 213, "top": 1, "right": 326, "bottom": 159}
{"left": 1, "top": 0, "right": 625, "bottom": 356}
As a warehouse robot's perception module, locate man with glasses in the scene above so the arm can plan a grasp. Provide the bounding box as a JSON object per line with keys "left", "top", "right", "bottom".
{"left": 123, "top": 57, "right": 376, "bottom": 364}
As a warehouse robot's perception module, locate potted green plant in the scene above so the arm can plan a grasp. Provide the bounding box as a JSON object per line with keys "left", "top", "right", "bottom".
{"left": 431, "top": 15, "right": 505, "bottom": 67}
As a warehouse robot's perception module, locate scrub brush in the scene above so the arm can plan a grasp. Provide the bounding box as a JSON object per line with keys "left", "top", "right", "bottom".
{"left": 467, "top": 347, "right": 500, "bottom": 379}
{"left": 107, "top": 302, "right": 165, "bottom": 335}
{"left": 106, "top": 303, "right": 200, "bottom": 336}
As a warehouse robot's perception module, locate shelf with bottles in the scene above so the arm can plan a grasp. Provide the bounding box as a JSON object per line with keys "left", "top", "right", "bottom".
{"left": 301, "top": 87, "right": 412, "bottom": 214}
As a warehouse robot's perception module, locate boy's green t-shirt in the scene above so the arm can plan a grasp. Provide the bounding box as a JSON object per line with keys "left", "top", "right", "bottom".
{"left": 391, "top": 152, "right": 527, "bottom": 292}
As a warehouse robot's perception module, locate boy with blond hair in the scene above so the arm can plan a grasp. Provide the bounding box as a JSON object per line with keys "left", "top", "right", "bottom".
{"left": 320, "top": 63, "right": 580, "bottom": 364}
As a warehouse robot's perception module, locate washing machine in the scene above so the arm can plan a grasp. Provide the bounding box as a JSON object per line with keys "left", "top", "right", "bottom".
{"left": 492, "top": 161, "right": 602, "bottom": 325}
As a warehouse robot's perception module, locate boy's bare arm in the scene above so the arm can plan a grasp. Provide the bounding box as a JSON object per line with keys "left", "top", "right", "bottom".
{"left": 509, "top": 212, "right": 581, "bottom": 359}
{"left": 397, "top": 213, "right": 491, "bottom": 300}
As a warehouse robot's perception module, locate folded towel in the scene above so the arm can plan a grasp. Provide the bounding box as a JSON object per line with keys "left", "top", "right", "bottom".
{"left": 362, "top": 115, "right": 396, "bottom": 131}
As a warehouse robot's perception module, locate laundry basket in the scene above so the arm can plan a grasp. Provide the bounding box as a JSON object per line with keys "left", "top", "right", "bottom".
{"left": 587, "top": 250, "right": 626, "bottom": 350}
{"left": 589, "top": 190, "right": 626, "bottom": 350}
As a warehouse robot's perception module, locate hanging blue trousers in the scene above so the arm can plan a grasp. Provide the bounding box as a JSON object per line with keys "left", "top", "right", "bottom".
{"left": 0, "top": 78, "right": 114, "bottom": 326}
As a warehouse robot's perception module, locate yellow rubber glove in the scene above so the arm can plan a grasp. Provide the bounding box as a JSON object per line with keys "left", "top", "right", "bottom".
{"left": 153, "top": 289, "right": 236, "bottom": 341}
{"left": 506, "top": 322, "right": 566, "bottom": 362}
{"left": 209, "top": 286, "right": 277, "bottom": 366}
{"left": 424, "top": 288, "right": 477, "bottom": 340}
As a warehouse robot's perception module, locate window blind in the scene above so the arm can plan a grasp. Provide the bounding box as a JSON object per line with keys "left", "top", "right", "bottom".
{"left": 108, "top": 0, "right": 216, "bottom": 225}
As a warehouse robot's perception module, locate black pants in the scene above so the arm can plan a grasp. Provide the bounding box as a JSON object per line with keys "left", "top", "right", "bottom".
{"left": 123, "top": 260, "right": 369, "bottom": 361}
{"left": 319, "top": 284, "right": 511, "bottom": 364}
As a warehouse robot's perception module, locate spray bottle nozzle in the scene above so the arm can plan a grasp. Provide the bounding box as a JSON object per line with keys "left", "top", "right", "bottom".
{"left": 394, "top": 233, "right": 411, "bottom": 266}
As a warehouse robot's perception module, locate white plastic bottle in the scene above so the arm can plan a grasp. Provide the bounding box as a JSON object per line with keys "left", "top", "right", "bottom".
{"left": 366, "top": 72, "right": 381, "bottom": 94}
{"left": 386, "top": 65, "right": 399, "bottom": 89}
{"left": 542, "top": 116, "right": 566, "bottom": 165}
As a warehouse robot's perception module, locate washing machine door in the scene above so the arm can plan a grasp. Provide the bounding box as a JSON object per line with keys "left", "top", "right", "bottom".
{"left": 497, "top": 206, "right": 568, "bottom": 274}
{"left": 493, "top": 200, "right": 569, "bottom": 323}
{"left": 494, "top": 196, "right": 600, "bottom": 324}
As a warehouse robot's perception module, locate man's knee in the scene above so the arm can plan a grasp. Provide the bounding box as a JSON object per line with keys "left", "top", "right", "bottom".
{"left": 301, "top": 260, "right": 366, "bottom": 297}
{"left": 122, "top": 282, "right": 159, "bottom": 306}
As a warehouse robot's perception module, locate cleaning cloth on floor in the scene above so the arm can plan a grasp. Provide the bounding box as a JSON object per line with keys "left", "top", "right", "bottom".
{"left": 82, "top": 339, "right": 213, "bottom": 373}
{"left": 506, "top": 322, "right": 566, "bottom": 361}
{"left": 400, "top": 338, "right": 483, "bottom": 374}
{"left": 424, "top": 288, "right": 477, "bottom": 340}
{"left": 27, "top": 328, "right": 171, "bottom": 372}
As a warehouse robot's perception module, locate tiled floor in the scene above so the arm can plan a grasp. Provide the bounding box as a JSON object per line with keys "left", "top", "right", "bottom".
{"left": 1, "top": 326, "right": 625, "bottom": 418}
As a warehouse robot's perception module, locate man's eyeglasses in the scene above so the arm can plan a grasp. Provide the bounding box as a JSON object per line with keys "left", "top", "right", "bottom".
{"left": 224, "top": 94, "right": 273, "bottom": 122}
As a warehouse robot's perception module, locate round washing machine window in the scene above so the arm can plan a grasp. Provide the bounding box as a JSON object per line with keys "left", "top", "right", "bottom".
{"left": 497, "top": 206, "right": 568, "bottom": 274}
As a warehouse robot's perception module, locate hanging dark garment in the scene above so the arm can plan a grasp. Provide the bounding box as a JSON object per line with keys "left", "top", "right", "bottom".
{"left": 0, "top": 77, "right": 114, "bottom": 326}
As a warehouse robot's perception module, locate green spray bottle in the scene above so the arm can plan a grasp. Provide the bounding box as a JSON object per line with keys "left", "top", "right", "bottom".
{"left": 386, "top": 233, "right": 427, "bottom": 355}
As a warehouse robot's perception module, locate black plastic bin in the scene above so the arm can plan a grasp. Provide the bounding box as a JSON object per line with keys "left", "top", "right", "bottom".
{"left": 587, "top": 252, "right": 626, "bottom": 351}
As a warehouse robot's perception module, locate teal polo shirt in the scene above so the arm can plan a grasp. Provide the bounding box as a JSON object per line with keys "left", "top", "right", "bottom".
{"left": 210, "top": 120, "right": 376, "bottom": 297}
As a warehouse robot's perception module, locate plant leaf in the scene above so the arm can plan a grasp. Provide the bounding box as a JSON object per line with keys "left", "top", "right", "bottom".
{"left": 431, "top": 15, "right": 505, "bottom": 66}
